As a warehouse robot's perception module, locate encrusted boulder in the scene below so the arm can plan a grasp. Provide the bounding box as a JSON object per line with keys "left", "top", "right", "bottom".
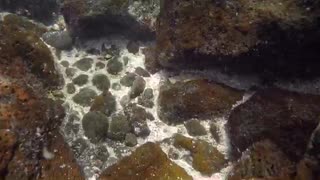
{"left": 100, "top": 142, "right": 192, "bottom": 180}
{"left": 227, "top": 88, "right": 320, "bottom": 162}
{"left": 155, "top": 0, "right": 320, "bottom": 79}
{"left": 158, "top": 79, "right": 243, "bottom": 124}
{"left": 62, "top": 0, "right": 160, "bottom": 39}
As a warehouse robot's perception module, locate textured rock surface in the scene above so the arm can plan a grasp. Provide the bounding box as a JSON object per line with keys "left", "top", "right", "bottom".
{"left": 158, "top": 79, "right": 243, "bottom": 124}
{"left": 173, "top": 134, "right": 226, "bottom": 175}
{"left": 100, "top": 142, "right": 192, "bottom": 180}
{"left": 73, "top": 88, "right": 97, "bottom": 106}
{"left": 42, "top": 31, "right": 73, "bottom": 50}
{"left": 62, "top": 0, "right": 159, "bottom": 39}
{"left": 155, "top": 0, "right": 320, "bottom": 79}
{"left": 82, "top": 111, "right": 109, "bottom": 143}
{"left": 90, "top": 91, "right": 116, "bottom": 116}
{"left": 228, "top": 140, "right": 294, "bottom": 180}
{"left": 227, "top": 88, "right": 320, "bottom": 162}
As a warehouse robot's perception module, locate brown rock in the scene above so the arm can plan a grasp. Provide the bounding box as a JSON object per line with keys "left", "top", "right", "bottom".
{"left": 0, "top": 130, "right": 17, "bottom": 176}
{"left": 155, "top": 0, "right": 320, "bottom": 79}
{"left": 228, "top": 140, "right": 295, "bottom": 180}
{"left": 100, "top": 142, "right": 192, "bottom": 180}
{"left": 227, "top": 88, "right": 320, "bottom": 162}
{"left": 158, "top": 79, "right": 243, "bottom": 124}
{"left": 173, "top": 134, "right": 226, "bottom": 175}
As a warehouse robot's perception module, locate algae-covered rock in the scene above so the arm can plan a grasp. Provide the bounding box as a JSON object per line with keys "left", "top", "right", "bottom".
{"left": 42, "top": 31, "right": 73, "bottom": 50}
{"left": 158, "top": 79, "right": 243, "bottom": 124}
{"left": 73, "top": 58, "right": 93, "bottom": 71}
{"left": 73, "top": 88, "right": 97, "bottom": 106}
{"left": 90, "top": 91, "right": 116, "bottom": 116}
{"left": 82, "top": 111, "right": 109, "bottom": 143}
{"left": 173, "top": 134, "right": 226, "bottom": 175}
{"left": 108, "top": 113, "right": 131, "bottom": 141}
{"left": 184, "top": 120, "right": 207, "bottom": 136}
{"left": 92, "top": 74, "right": 110, "bottom": 91}
{"left": 100, "top": 142, "right": 192, "bottom": 180}
{"left": 72, "top": 74, "right": 89, "bottom": 86}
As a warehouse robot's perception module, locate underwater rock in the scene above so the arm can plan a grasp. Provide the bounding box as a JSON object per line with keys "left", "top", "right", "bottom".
{"left": 0, "top": 130, "right": 17, "bottom": 176}
{"left": 120, "top": 73, "right": 137, "bottom": 87}
{"left": 94, "top": 145, "right": 109, "bottom": 162}
{"left": 135, "top": 67, "right": 150, "bottom": 77}
{"left": 73, "top": 58, "right": 93, "bottom": 71}
{"left": 90, "top": 91, "right": 116, "bottom": 116}
{"left": 228, "top": 140, "right": 294, "bottom": 180}
{"left": 210, "top": 123, "right": 221, "bottom": 144}
{"left": 82, "top": 111, "right": 109, "bottom": 143}
{"left": 107, "top": 58, "right": 123, "bottom": 75}
{"left": 42, "top": 31, "right": 73, "bottom": 50}
{"left": 184, "top": 120, "right": 207, "bottom": 136}
{"left": 72, "top": 88, "right": 97, "bottom": 106}
{"left": 124, "top": 103, "right": 150, "bottom": 137}
{"left": 95, "top": 62, "right": 106, "bottom": 69}
{"left": 62, "top": 0, "right": 159, "bottom": 39}
{"left": 108, "top": 113, "right": 131, "bottom": 141}
{"left": 227, "top": 88, "right": 320, "bottom": 162}
{"left": 65, "top": 68, "right": 77, "bottom": 78}
{"left": 127, "top": 41, "right": 139, "bottom": 54}
{"left": 111, "top": 83, "right": 121, "bottom": 91}
{"left": 173, "top": 134, "right": 226, "bottom": 175}
{"left": 125, "top": 133, "right": 138, "bottom": 147}
{"left": 66, "top": 83, "right": 76, "bottom": 94}
{"left": 100, "top": 142, "right": 192, "bottom": 180}
{"left": 137, "top": 88, "right": 154, "bottom": 108}
{"left": 129, "top": 76, "right": 146, "bottom": 99}
{"left": 158, "top": 79, "right": 243, "bottom": 125}
{"left": 155, "top": 0, "right": 320, "bottom": 80}
{"left": 71, "top": 138, "right": 88, "bottom": 158}
{"left": 72, "top": 74, "right": 89, "bottom": 86}
{"left": 61, "top": 61, "right": 70, "bottom": 68}
{"left": 92, "top": 74, "right": 110, "bottom": 91}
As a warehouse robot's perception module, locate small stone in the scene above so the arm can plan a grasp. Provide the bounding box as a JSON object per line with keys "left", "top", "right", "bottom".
{"left": 92, "top": 74, "right": 110, "bottom": 91}
{"left": 66, "top": 83, "right": 76, "bottom": 94}
{"left": 111, "top": 83, "right": 121, "bottom": 90}
{"left": 72, "top": 138, "right": 88, "bottom": 158}
{"left": 108, "top": 114, "right": 131, "bottom": 141}
{"left": 90, "top": 91, "right": 116, "bottom": 116}
{"left": 72, "top": 74, "right": 89, "bottom": 86}
{"left": 131, "top": 121, "right": 150, "bottom": 137}
{"left": 125, "top": 133, "right": 138, "bottom": 147}
{"left": 120, "top": 95, "right": 131, "bottom": 107}
{"left": 65, "top": 68, "right": 77, "bottom": 77}
{"left": 73, "top": 88, "right": 97, "bottom": 106}
{"left": 42, "top": 31, "right": 73, "bottom": 50}
{"left": 96, "top": 62, "right": 105, "bottom": 69}
{"left": 61, "top": 61, "right": 69, "bottom": 67}
{"left": 95, "top": 146, "right": 109, "bottom": 162}
{"left": 120, "top": 73, "right": 137, "bottom": 87}
{"left": 107, "top": 58, "right": 123, "bottom": 75}
{"left": 143, "top": 88, "right": 154, "bottom": 99}
{"left": 135, "top": 67, "right": 150, "bottom": 77}
{"left": 82, "top": 111, "right": 109, "bottom": 143}
{"left": 73, "top": 58, "right": 93, "bottom": 71}
{"left": 129, "top": 76, "right": 146, "bottom": 99}
{"left": 185, "top": 120, "right": 207, "bottom": 136}
{"left": 127, "top": 41, "right": 139, "bottom": 54}
{"left": 210, "top": 123, "right": 220, "bottom": 143}
{"left": 146, "top": 112, "right": 155, "bottom": 121}
{"left": 122, "top": 56, "right": 129, "bottom": 65}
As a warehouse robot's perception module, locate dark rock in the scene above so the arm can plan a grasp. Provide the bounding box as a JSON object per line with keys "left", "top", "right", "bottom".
{"left": 96, "top": 62, "right": 105, "bottom": 69}
{"left": 226, "top": 88, "right": 320, "bottom": 162}
{"left": 66, "top": 83, "right": 76, "bottom": 94}
{"left": 107, "top": 58, "right": 123, "bottom": 75}
{"left": 124, "top": 103, "right": 150, "bottom": 137}
{"left": 65, "top": 68, "right": 77, "bottom": 78}
{"left": 111, "top": 83, "right": 121, "bottom": 91}
{"left": 90, "top": 91, "right": 116, "bottom": 116}
{"left": 92, "top": 74, "right": 110, "bottom": 91}
{"left": 129, "top": 76, "right": 146, "bottom": 99}
{"left": 173, "top": 134, "right": 226, "bottom": 175}
{"left": 120, "top": 95, "right": 131, "bottom": 107}
{"left": 86, "top": 48, "right": 100, "bottom": 55}
{"left": 142, "top": 88, "right": 154, "bottom": 99}
{"left": 62, "top": 0, "right": 158, "bottom": 39}
{"left": 137, "top": 88, "right": 154, "bottom": 108}
{"left": 125, "top": 133, "right": 138, "bottom": 147}
{"left": 228, "top": 140, "right": 294, "bottom": 180}
{"left": 42, "top": 31, "right": 73, "bottom": 50}
{"left": 82, "top": 111, "right": 109, "bottom": 143}
{"left": 61, "top": 61, "right": 70, "bottom": 68}
{"left": 127, "top": 41, "right": 139, "bottom": 54}
{"left": 100, "top": 142, "right": 192, "bottom": 180}
{"left": 73, "top": 88, "right": 97, "bottom": 106}
{"left": 73, "top": 58, "right": 93, "bottom": 71}
{"left": 72, "top": 74, "right": 89, "bottom": 86}
{"left": 108, "top": 114, "right": 131, "bottom": 141}
{"left": 131, "top": 121, "right": 150, "bottom": 137}
{"left": 156, "top": 0, "right": 320, "bottom": 80}
{"left": 158, "top": 79, "right": 243, "bottom": 125}
{"left": 135, "top": 67, "right": 150, "bottom": 77}
{"left": 0, "top": 0, "right": 59, "bottom": 23}
{"left": 146, "top": 112, "right": 155, "bottom": 121}
{"left": 185, "top": 120, "right": 207, "bottom": 136}
{"left": 142, "top": 47, "right": 161, "bottom": 74}
{"left": 122, "top": 56, "right": 129, "bottom": 65}
{"left": 120, "top": 73, "right": 137, "bottom": 87}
